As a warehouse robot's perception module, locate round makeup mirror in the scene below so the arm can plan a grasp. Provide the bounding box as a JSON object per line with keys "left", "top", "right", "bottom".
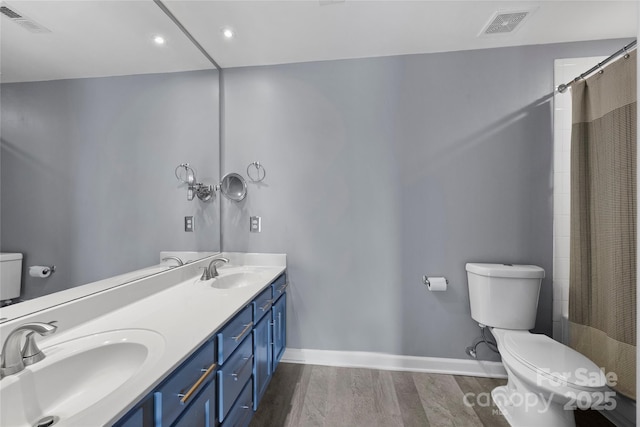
{"left": 220, "top": 173, "right": 247, "bottom": 202}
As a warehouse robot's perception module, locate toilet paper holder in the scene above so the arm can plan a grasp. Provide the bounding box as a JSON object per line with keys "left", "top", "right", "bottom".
{"left": 29, "top": 265, "right": 56, "bottom": 278}
{"left": 422, "top": 276, "right": 448, "bottom": 287}
{"left": 422, "top": 274, "right": 449, "bottom": 292}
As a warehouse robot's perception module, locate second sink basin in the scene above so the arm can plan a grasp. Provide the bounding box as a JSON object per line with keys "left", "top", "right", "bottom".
{"left": 211, "top": 272, "right": 264, "bottom": 289}
{"left": 0, "top": 329, "right": 165, "bottom": 427}
{"left": 209, "top": 267, "right": 280, "bottom": 290}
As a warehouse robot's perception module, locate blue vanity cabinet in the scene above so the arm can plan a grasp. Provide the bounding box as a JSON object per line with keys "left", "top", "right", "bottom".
{"left": 173, "top": 381, "right": 217, "bottom": 427}
{"left": 217, "top": 305, "right": 254, "bottom": 424}
{"left": 271, "top": 274, "right": 287, "bottom": 301}
{"left": 252, "top": 311, "right": 272, "bottom": 410}
{"left": 272, "top": 292, "right": 287, "bottom": 371}
{"left": 217, "top": 305, "right": 253, "bottom": 365}
{"left": 221, "top": 379, "right": 254, "bottom": 427}
{"left": 155, "top": 340, "right": 218, "bottom": 427}
{"left": 115, "top": 272, "right": 288, "bottom": 427}
{"left": 253, "top": 286, "right": 273, "bottom": 324}
{"left": 114, "top": 339, "right": 217, "bottom": 427}
{"left": 115, "top": 395, "right": 154, "bottom": 427}
{"left": 217, "top": 336, "right": 253, "bottom": 422}
{"left": 252, "top": 286, "right": 273, "bottom": 410}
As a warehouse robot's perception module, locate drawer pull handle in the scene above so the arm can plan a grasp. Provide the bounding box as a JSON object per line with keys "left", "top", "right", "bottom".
{"left": 178, "top": 362, "right": 217, "bottom": 404}
{"left": 259, "top": 300, "right": 273, "bottom": 312}
{"left": 231, "top": 356, "right": 252, "bottom": 381}
{"left": 277, "top": 282, "right": 288, "bottom": 293}
{"left": 232, "top": 322, "right": 253, "bottom": 342}
{"left": 238, "top": 403, "right": 254, "bottom": 426}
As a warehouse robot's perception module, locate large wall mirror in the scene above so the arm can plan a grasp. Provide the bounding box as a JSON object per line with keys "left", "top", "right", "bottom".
{"left": 0, "top": 1, "right": 220, "bottom": 321}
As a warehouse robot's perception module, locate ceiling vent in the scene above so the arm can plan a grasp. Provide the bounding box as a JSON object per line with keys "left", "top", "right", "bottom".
{"left": 480, "top": 9, "right": 535, "bottom": 36}
{"left": 0, "top": 2, "right": 51, "bottom": 33}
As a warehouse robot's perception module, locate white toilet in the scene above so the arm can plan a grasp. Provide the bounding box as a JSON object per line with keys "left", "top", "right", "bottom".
{"left": 0, "top": 253, "right": 23, "bottom": 303}
{"left": 466, "top": 263, "right": 608, "bottom": 427}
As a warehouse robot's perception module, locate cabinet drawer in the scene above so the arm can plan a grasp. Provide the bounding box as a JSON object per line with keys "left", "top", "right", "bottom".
{"left": 156, "top": 340, "right": 216, "bottom": 427}
{"left": 271, "top": 273, "right": 287, "bottom": 300}
{"left": 218, "top": 337, "right": 253, "bottom": 421}
{"left": 217, "top": 305, "right": 253, "bottom": 364}
{"left": 253, "top": 286, "right": 273, "bottom": 322}
{"left": 221, "top": 379, "right": 253, "bottom": 427}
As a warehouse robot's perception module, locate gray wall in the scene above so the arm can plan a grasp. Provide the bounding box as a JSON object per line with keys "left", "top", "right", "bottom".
{"left": 1, "top": 70, "right": 220, "bottom": 300}
{"left": 222, "top": 39, "right": 629, "bottom": 361}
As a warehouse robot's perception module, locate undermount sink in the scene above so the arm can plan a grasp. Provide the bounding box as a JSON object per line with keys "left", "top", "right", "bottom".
{"left": 0, "top": 329, "right": 164, "bottom": 427}
{"left": 210, "top": 272, "right": 262, "bottom": 289}
{"left": 208, "top": 267, "right": 278, "bottom": 290}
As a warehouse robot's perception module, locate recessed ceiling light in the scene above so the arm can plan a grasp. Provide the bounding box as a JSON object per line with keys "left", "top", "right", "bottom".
{"left": 221, "top": 27, "right": 235, "bottom": 40}
{"left": 153, "top": 35, "right": 166, "bottom": 45}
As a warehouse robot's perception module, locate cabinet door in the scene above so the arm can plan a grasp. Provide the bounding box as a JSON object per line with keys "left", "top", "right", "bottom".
{"left": 221, "top": 379, "right": 253, "bottom": 427}
{"left": 272, "top": 293, "right": 286, "bottom": 371}
{"left": 155, "top": 341, "right": 216, "bottom": 426}
{"left": 253, "top": 313, "right": 272, "bottom": 410}
{"left": 174, "top": 381, "right": 218, "bottom": 427}
{"left": 218, "top": 336, "right": 253, "bottom": 421}
{"left": 113, "top": 395, "right": 154, "bottom": 427}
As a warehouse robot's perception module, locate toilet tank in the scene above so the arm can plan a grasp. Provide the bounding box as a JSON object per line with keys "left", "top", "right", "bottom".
{"left": 466, "top": 263, "right": 545, "bottom": 330}
{"left": 0, "top": 253, "right": 23, "bottom": 301}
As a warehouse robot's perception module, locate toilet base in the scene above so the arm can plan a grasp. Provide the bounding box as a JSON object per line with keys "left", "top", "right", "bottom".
{"left": 492, "top": 385, "right": 576, "bottom": 427}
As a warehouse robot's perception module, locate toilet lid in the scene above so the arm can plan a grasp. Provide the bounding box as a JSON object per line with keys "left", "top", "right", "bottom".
{"left": 503, "top": 332, "right": 606, "bottom": 388}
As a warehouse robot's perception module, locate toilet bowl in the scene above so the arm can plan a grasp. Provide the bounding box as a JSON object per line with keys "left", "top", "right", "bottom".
{"left": 466, "top": 263, "right": 610, "bottom": 427}
{"left": 490, "top": 328, "right": 607, "bottom": 427}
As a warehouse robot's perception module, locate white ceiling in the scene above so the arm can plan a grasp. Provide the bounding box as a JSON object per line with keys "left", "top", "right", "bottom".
{"left": 1, "top": 1, "right": 637, "bottom": 82}
{"left": 165, "top": 0, "right": 637, "bottom": 68}
{"left": 0, "top": 0, "right": 213, "bottom": 83}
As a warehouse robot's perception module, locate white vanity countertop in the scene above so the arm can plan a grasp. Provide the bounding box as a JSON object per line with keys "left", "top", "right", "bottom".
{"left": 15, "top": 252, "right": 286, "bottom": 427}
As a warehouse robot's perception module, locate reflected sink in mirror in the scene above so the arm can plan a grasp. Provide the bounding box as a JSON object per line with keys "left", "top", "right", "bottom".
{"left": 0, "top": 329, "right": 164, "bottom": 427}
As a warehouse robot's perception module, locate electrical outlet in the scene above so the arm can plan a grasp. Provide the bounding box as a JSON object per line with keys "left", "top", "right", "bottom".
{"left": 250, "top": 216, "right": 261, "bottom": 233}
{"left": 185, "top": 216, "right": 194, "bottom": 232}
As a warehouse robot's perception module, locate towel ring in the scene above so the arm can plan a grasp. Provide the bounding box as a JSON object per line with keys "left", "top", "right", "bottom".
{"left": 175, "top": 163, "right": 195, "bottom": 185}
{"left": 246, "top": 161, "right": 266, "bottom": 183}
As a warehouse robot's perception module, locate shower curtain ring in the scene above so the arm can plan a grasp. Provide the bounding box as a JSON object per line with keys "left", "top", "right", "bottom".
{"left": 623, "top": 46, "right": 630, "bottom": 59}
{"left": 597, "top": 63, "right": 604, "bottom": 74}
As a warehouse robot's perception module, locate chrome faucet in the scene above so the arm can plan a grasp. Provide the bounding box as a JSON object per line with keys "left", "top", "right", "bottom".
{"left": 162, "top": 256, "right": 185, "bottom": 267}
{"left": 1, "top": 322, "right": 57, "bottom": 378}
{"left": 206, "top": 257, "right": 229, "bottom": 279}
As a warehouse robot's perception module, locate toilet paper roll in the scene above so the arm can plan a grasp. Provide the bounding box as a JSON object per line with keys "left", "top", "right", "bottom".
{"left": 424, "top": 276, "right": 448, "bottom": 291}
{"left": 29, "top": 266, "right": 52, "bottom": 278}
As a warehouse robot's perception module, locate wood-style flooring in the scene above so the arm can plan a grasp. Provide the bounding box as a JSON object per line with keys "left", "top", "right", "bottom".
{"left": 250, "top": 363, "right": 615, "bottom": 427}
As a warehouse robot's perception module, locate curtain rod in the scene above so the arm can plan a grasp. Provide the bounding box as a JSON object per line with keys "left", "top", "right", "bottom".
{"left": 557, "top": 40, "right": 637, "bottom": 93}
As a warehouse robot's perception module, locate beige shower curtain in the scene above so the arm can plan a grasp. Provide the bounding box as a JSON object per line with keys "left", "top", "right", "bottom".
{"left": 569, "top": 50, "right": 637, "bottom": 400}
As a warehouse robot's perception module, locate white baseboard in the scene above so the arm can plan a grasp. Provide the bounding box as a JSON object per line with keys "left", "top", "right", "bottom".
{"left": 282, "top": 348, "right": 507, "bottom": 379}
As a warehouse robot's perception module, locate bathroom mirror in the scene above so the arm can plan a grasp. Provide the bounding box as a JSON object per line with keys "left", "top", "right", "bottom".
{"left": 220, "top": 173, "right": 248, "bottom": 202}
{"left": 0, "top": 1, "right": 220, "bottom": 321}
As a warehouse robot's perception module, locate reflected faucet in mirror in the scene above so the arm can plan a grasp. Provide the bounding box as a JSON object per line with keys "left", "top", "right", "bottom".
{"left": 161, "top": 256, "right": 184, "bottom": 267}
